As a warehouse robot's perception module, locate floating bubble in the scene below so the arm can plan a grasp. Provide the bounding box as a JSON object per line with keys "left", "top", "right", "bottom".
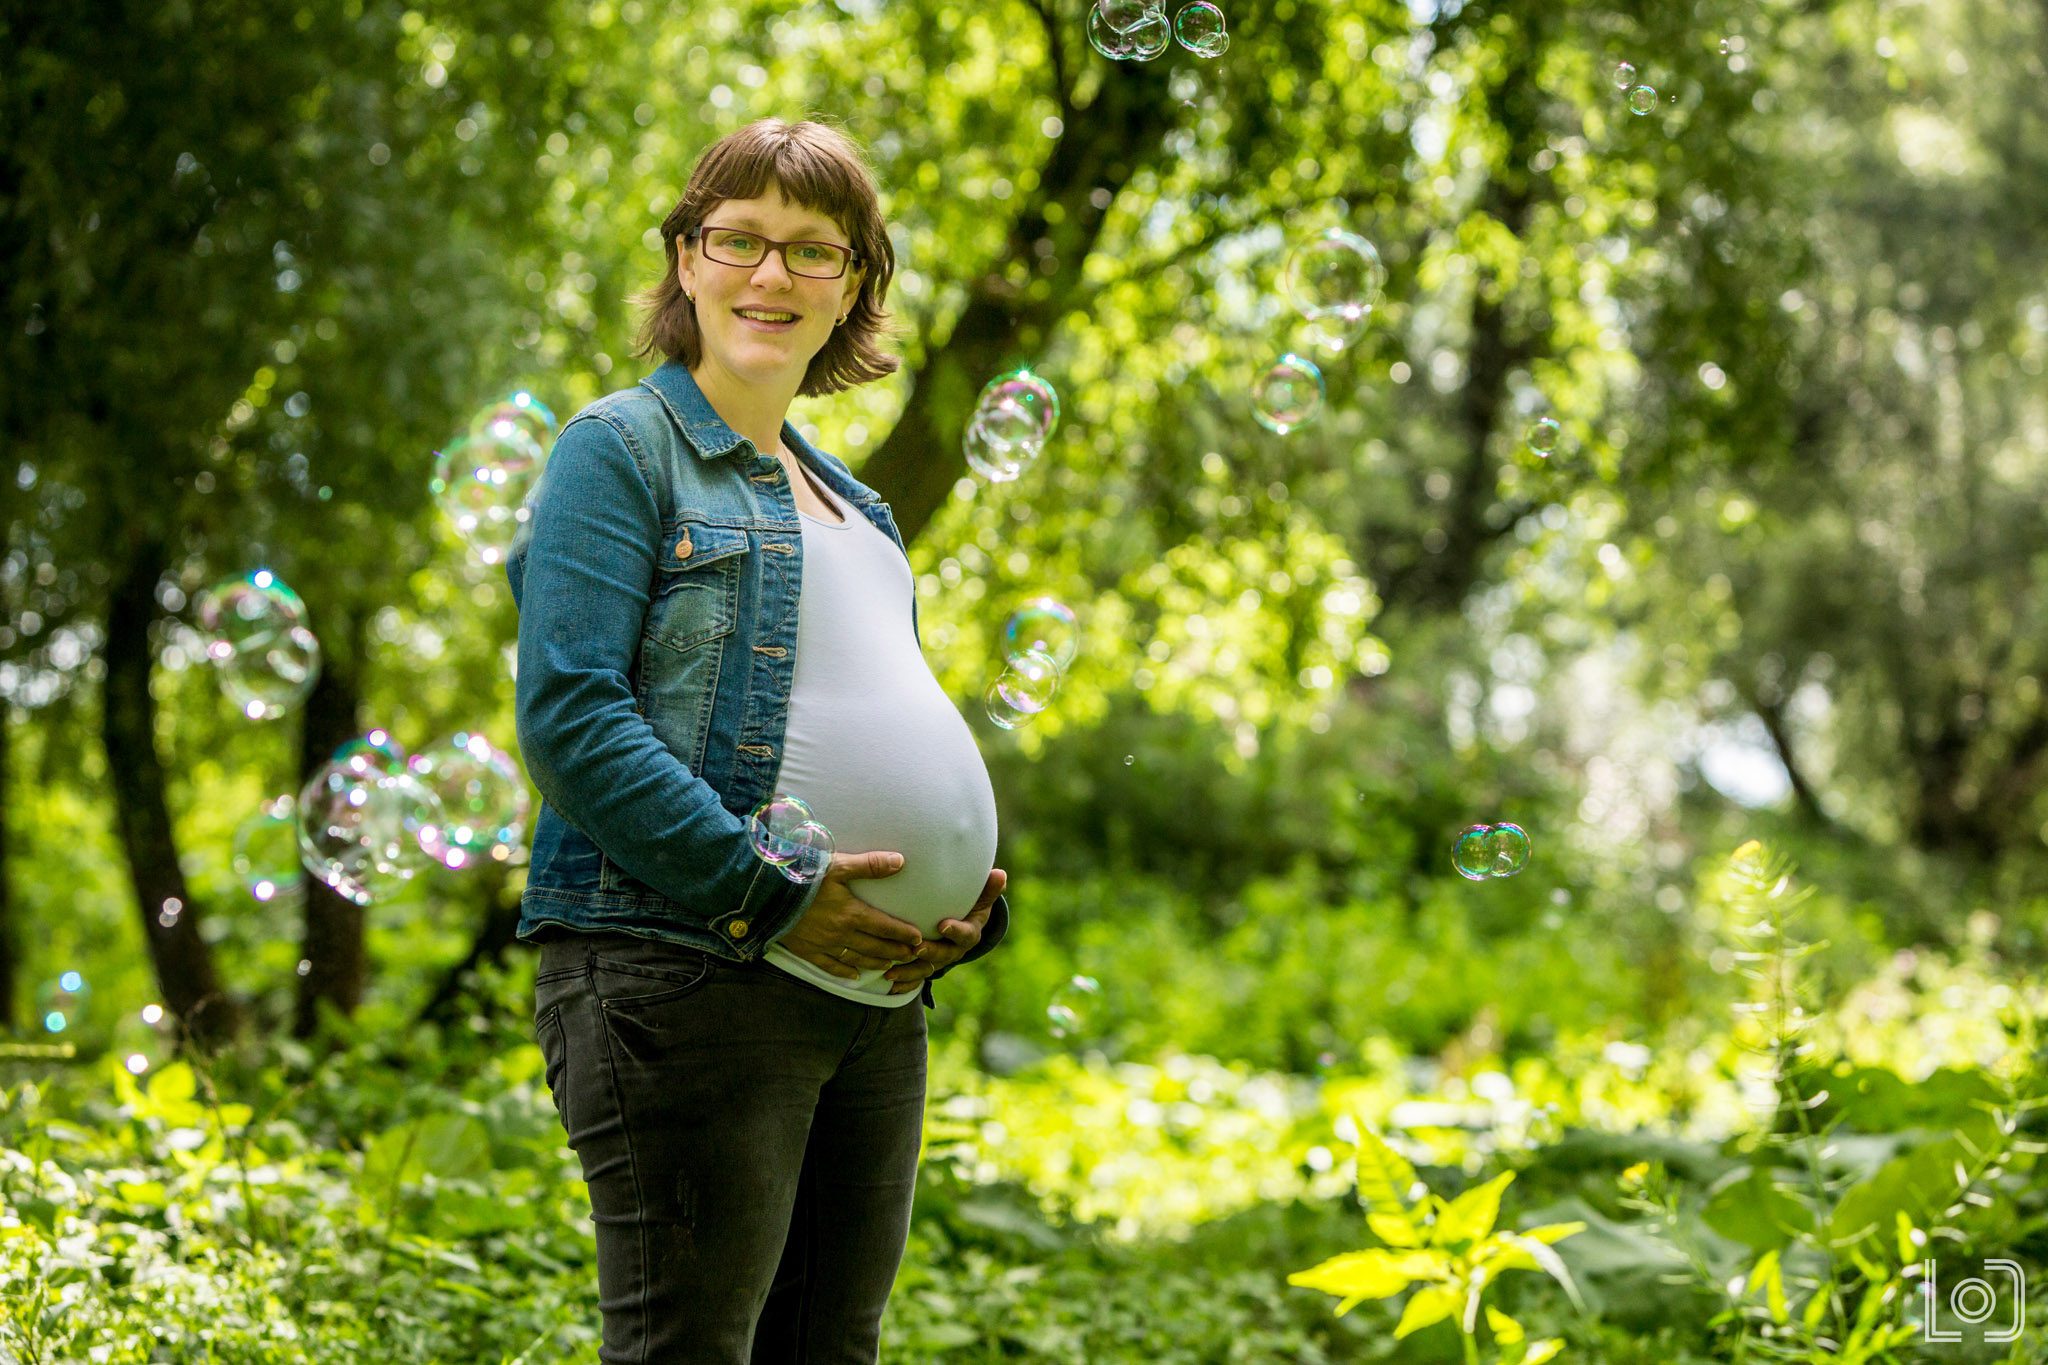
{"left": 1453, "top": 822, "right": 1534, "bottom": 880}
{"left": 1613, "top": 60, "right": 1637, "bottom": 91}
{"left": 233, "top": 795, "right": 301, "bottom": 904}
{"left": 1124, "top": 7, "right": 1172, "bottom": 59}
{"left": 1452, "top": 825, "right": 1495, "bottom": 881}
{"left": 1284, "top": 228, "right": 1386, "bottom": 327}
{"left": 1087, "top": 6, "right": 1140, "bottom": 58}
{"left": 1094, "top": 0, "right": 1157, "bottom": 33}
{"left": 1628, "top": 84, "right": 1658, "bottom": 115}
{"left": 781, "top": 821, "right": 834, "bottom": 885}
{"left": 431, "top": 426, "right": 545, "bottom": 565}
{"left": 333, "top": 729, "right": 408, "bottom": 778}
{"left": 1488, "top": 822, "right": 1532, "bottom": 876}
{"left": 997, "top": 650, "right": 1061, "bottom": 715}
{"left": 195, "top": 571, "right": 322, "bottom": 720}
{"left": 1173, "top": 1, "right": 1228, "bottom": 57}
{"left": 408, "top": 732, "right": 530, "bottom": 869}
{"left": 1046, "top": 974, "right": 1102, "bottom": 1040}
{"left": 296, "top": 761, "right": 446, "bottom": 905}
{"left": 1251, "top": 353, "right": 1325, "bottom": 435}
{"left": 37, "top": 970, "right": 89, "bottom": 1035}
{"left": 749, "top": 794, "right": 817, "bottom": 867}
{"left": 1002, "top": 597, "right": 1080, "bottom": 670}
{"left": 468, "top": 390, "right": 558, "bottom": 452}
{"left": 1527, "top": 416, "right": 1561, "bottom": 456}
{"left": 964, "top": 414, "right": 1036, "bottom": 482}
{"left": 974, "top": 368, "right": 1060, "bottom": 448}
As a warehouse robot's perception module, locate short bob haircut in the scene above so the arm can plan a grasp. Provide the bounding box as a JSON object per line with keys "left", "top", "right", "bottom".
{"left": 632, "top": 118, "right": 899, "bottom": 397}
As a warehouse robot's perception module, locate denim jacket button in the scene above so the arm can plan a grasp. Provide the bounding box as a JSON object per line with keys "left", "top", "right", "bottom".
{"left": 673, "top": 532, "right": 692, "bottom": 560}
{"left": 727, "top": 920, "right": 749, "bottom": 937}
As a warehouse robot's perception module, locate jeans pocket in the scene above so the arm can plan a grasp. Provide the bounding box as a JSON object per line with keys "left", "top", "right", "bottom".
{"left": 589, "top": 939, "right": 718, "bottom": 1012}
{"left": 536, "top": 1005, "right": 570, "bottom": 1125}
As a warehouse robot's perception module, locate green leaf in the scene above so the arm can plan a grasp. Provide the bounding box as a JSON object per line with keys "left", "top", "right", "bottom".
{"left": 1437, "top": 1170, "right": 1515, "bottom": 1244}
{"left": 1702, "top": 1164, "right": 1816, "bottom": 1251}
{"left": 1393, "top": 1283, "right": 1460, "bottom": 1339}
{"left": 1288, "top": 1248, "right": 1443, "bottom": 1307}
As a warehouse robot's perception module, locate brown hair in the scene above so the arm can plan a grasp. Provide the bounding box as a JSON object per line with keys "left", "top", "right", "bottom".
{"left": 632, "top": 118, "right": 899, "bottom": 396}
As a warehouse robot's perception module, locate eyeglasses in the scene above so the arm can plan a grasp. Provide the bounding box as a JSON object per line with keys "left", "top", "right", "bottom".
{"left": 685, "top": 226, "right": 860, "bottom": 280}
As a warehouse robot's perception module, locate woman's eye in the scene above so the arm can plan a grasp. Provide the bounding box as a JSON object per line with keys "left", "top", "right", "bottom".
{"left": 795, "top": 246, "right": 828, "bottom": 262}
{"left": 725, "top": 234, "right": 757, "bottom": 251}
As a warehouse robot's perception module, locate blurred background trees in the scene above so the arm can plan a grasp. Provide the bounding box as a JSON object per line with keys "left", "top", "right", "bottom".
{"left": 3, "top": 0, "right": 2043, "bottom": 1062}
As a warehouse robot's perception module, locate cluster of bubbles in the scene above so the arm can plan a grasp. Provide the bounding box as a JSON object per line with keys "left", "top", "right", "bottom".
{"left": 1088, "top": 0, "right": 1229, "bottom": 61}
{"left": 1613, "top": 60, "right": 1658, "bottom": 115}
{"left": 985, "top": 596, "right": 1079, "bottom": 730}
{"left": 195, "top": 570, "right": 322, "bottom": 719}
{"left": 429, "top": 390, "right": 558, "bottom": 565}
{"left": 276, "top": 728, "right": 528, "bottom": 906}
{"left": 963, "top": 369, "right": 1061, "bottom": 483}
{"left": 748, "top": 794, "right": 835, "bottom": 884}
{"left": 1451, "top": 822, "right": 1534, "bottom": 881}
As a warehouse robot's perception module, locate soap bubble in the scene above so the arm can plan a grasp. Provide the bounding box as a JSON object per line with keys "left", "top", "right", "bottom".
{"left": 1488, "top": 822, "right": 1532, "bottom": 876}
{"left": 973, "top": 369, "right": 1060, "bottom": 450}
{"left": 1087, "top": 6, "right": 1139, "bottom": 58}
{"left": 1002, "top": 597, "right": 1079, "bottom": 670}
{"left": 1628, "top": 84, "right": 1658, "bottom": 115}
{"left": 749, "top": 795, "right": 836, "bottom": 884}
{"left": 964, "top": 416, "right": 1033, "bottom": 482}
{"left": 1173, "top": 1, "right": 1228, "bottom": 57}
{"left": 195, "top": 571, "right": 322, "bottom": 720}
{"left": 232, "top": 795, "right": 302, "bottom": 903}
{"left": 994, "top": 649, "right": 1061, "bottom": 718}
{"left": 749, "top": 794, "right": 816, "bottom": 866}
{"left": 1285, "top": 228, "right": 1387, "bottom": 327}
{"left": 431, "top": 425, "right": 545, "bottom": 565}
{"left": 1613, "top": 61, "right": 1637, "bottom": 90}
{"left": 408, "top": 732, "right": 530, "bottom": 869}
{"left": 37, "top": 970, "right": 89, "bottom": 1035}
{"left": 333, "top": 729, "right": 408, "bottom": 778}
{"left": 468, "top": 389, "right": 557, "bottom": 451}
{"left": 1094, "top": 0, "right": 1157, "bottom": 33}
{"left": 1453, "top": 822, "right": 1534, "bottom": 880}
{"left": 1124, "top": 7, "right": 1172, "bottom": 59}
{"left": 1046, "top": 974, "right": 1102, "bottom": 1040}
{"left": 1527, "top": 416, "right": 1561, "bottom": 456}
{"left": 297, "top": 760, "right": 446, "bottom": 905}
{"left": 1251, "top": 353, "right": 1325, "bottom": 434}
{"left": 1452, "top": 825, "right": 1496, "bottom": 881}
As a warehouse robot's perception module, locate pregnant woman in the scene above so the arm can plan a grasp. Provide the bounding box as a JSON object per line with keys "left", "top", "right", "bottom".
{"left": 506, "top": 117, "right": 1009, "bottom": 1364}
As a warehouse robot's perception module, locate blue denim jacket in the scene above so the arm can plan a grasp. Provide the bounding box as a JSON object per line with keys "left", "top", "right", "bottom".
{"left": 505, "top": 360, "right": 1008, "bottom": 1009}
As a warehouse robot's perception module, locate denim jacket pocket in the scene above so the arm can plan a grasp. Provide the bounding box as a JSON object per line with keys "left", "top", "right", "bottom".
{"left": 646, "top": 521, "right": 748, "bottom": 654}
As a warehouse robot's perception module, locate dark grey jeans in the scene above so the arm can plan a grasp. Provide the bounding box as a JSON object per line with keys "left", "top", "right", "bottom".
{"left": 533, "top": 930, "right": 929, "bottom": 1365}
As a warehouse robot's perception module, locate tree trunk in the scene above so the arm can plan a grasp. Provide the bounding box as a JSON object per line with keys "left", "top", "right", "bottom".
{"left": 293, "top": 614, "right": 368, "bottom": 1038}
{"left": 860, "top": 57, "right": 1176, "bottom": 544}
{"left": 0, "top": 707, "right": 15, "bottom": 1033}
{"left": 102, "top": 534, "right": 239, "bottom": 1044}
{"left": 416, "top": 860, "right": 522, "bottom": 1027}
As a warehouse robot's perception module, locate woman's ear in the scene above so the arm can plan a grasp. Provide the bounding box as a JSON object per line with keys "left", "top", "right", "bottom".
{"left": 677, "top": 250, "right": 696, "bottom": 302}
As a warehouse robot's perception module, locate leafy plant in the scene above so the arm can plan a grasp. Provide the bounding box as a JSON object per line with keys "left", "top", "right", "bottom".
{"left": 1287, "top": 1125, "right": 1587, "bottom": 1363}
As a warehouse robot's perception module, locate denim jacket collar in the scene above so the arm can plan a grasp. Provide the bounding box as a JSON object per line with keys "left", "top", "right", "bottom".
{"left": 639, "top": 358, "right": 880, "bottom": 509}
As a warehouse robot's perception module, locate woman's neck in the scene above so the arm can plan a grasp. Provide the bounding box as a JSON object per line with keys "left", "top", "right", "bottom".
{"left": 689, "top": 360, "right": 799, "bottom": 460}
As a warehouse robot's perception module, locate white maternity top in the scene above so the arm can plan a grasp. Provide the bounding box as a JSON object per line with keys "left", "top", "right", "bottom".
{"left": 761, "top": 466, "right": 1000, "bottom": 1007}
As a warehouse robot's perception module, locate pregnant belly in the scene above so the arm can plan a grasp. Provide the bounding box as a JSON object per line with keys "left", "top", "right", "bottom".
{"left": 767, "top": 692, "right": 1000, "bottom": 940}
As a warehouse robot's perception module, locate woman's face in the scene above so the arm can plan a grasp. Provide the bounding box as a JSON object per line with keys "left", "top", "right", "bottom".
{"left": 679, "top": 186, "right": 865, "bottom": 393}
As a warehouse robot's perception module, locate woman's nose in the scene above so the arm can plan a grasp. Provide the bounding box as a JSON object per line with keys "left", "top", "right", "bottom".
{"left": 750, "top": 249, "right": 796, "bottom": 289}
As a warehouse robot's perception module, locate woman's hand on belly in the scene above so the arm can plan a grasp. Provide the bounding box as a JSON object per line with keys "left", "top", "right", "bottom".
{"left": 778, "top": 850, "right": 929, "bottom": 978}
{"left": 883, "top": 867, "right": 1007, "bottom": 995}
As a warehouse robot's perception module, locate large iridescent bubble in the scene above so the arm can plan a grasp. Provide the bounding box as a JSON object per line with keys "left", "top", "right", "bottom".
{"left": 296, "top": 760, "right": 446, "bottom": 905}
{"left": 749, "top": 794, "right": 835, "bottom": 885}
{"left": 431, "top": 426, "right": 545, "bottom": 565}
{"left": 984, "top": 649, "right": 1061, "bottom": 730}
{"left": 1173, "top": 1, "right": 1229, "bottom": 57}
{"left": 408, "top": 731, "right": 530, "bottom": 869}
{"left": 1251, "top": 353, "right": 1325, "bottom": 434}
{"left": 195, "top": 571, "right": 322, "bottom": 720}
{"left": 1284, "top": 228, "right": 1387, "bottom": 327}
{"left": 468, "top": 390, "right": 558, "bottom": 451}
{"left": 1002, "top": 597, "right": 1080, "bottom": 670}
